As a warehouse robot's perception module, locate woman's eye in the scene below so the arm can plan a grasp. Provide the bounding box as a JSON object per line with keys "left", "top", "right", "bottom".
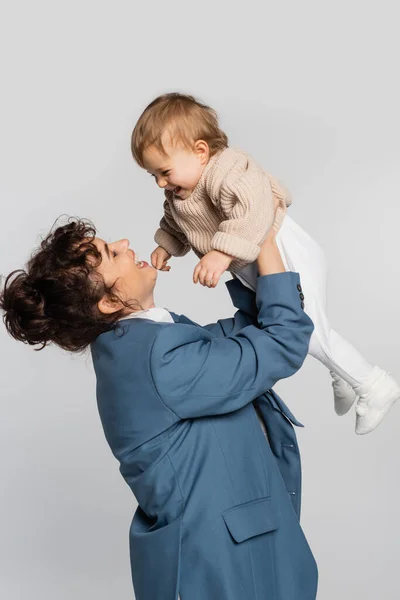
{"left": 112, "top": 251, "right": 117, "bottom": 257}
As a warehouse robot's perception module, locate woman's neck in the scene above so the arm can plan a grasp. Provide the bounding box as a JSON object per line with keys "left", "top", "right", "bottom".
{"left": 134, "top": 295, "right": 156, "bottom": 312}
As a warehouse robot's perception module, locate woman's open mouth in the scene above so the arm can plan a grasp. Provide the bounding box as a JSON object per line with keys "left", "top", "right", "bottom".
{"left": 173, "top": 186, "right": 182, "bottom": 196}
{"left": 134, "top": 256, "right": 148, "bottom": 269}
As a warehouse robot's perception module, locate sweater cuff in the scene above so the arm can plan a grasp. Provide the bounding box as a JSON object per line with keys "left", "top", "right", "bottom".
{"left": 211, "top": 231, "right": 260, "bottom": 263}
{"left": 154, "top": 229, "right": 190, "bottom": 257}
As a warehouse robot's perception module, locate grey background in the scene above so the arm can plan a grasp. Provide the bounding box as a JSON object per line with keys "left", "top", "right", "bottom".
{"left": 1, "top": 1, "right": 399, "bottom": 598}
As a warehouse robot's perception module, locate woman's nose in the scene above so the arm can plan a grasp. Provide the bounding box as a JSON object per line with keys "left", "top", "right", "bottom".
{"left": 110, "top": 239, "right": 130, "bottom": 253}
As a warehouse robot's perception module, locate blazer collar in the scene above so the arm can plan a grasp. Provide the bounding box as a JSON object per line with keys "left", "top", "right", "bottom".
{"left": 171, "top": 279, "right": 256, "bottom": 325}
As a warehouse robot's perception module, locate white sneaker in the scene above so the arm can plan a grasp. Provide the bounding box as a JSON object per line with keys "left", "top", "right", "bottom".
{"left": 330, "top": 371, "right": 357, "bottom": 416}
{"left": 355, "top": 367, "right": 400, "bottom": 435}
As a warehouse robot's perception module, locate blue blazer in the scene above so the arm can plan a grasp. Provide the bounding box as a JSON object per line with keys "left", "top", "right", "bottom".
{"left": 91, "top": 272, "right": 318, "bottom": 600}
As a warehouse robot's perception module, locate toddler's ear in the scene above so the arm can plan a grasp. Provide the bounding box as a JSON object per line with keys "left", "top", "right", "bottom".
{"left": 194, "top": 140, "right": 209, "bottom": 165}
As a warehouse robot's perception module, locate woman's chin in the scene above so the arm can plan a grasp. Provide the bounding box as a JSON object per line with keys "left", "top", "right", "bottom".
{"left": 150, "top": 268, "right": 158, "bottom": 287}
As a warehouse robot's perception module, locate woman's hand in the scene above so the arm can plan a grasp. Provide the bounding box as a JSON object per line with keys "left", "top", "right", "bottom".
{"left": 193, "top": 250, "right": 234, "bottom": 288}
{"left": 271, "top": 194, "right": 287, "bottom": 235}
{"left": 256, "top": 226, "right": 286, "bottom": 277}
{"left": 255, "top": 194, "right": 287, "bottom": 276}
{"left": 151, "top": 246, "right": 172, "bottom": 271}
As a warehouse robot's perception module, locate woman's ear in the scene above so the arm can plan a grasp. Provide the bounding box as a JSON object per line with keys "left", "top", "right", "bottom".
{"left": 98, "top": 294, "right": 123, "bottom": 315}
{"left": 194, "top": 140, "right": 210, "bottom": 165}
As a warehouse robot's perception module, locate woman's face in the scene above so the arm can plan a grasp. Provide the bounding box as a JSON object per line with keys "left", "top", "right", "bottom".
{"left": 93, "top": 237, "right": 158, "bottom": 314}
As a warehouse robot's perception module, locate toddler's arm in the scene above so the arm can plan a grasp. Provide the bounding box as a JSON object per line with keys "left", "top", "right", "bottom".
{"left": 205, "top": 150, "right": 290, "bottom": 263}
{"left": 154, "top": 195, "right": 191, "bottom": 258}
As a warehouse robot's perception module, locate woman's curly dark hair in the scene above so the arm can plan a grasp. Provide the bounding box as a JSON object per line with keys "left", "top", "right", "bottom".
{"left": 0, "top": 218, "right": 131, "bottom": 352}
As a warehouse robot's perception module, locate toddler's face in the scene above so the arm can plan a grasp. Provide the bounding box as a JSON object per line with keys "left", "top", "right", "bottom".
{"left": 143, "top": 136, "right": 207, "bottom": 200}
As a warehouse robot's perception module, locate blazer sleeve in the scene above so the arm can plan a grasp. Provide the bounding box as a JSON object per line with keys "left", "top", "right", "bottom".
{"left": 149, "top": 272, "right": 313, "bottom": 419}
{"left": 201, "top": 278, "right": 259, "bottom": 336}
{"left": 202, "top": 314, "right": 253, "bottom": 337}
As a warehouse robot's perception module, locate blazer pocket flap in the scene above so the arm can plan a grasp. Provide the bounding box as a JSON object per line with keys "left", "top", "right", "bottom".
{"left": 222, "top": 497, "right": 279, "bottom": 543}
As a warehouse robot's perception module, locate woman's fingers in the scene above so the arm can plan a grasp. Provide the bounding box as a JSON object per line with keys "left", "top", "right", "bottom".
{"left": 271, "top": 205, "right": 286, "bottom": 234}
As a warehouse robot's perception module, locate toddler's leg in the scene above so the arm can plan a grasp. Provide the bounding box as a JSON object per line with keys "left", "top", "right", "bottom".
{"left": 235, "top": 223, "right": 373, "bottom": 384}
{"left": 275, "top": 216, "right": 399, "bottom": 434}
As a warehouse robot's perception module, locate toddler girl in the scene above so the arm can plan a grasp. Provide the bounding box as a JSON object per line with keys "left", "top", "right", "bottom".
{"left": 131, "top": 92, "right": 399, "bottom": 435}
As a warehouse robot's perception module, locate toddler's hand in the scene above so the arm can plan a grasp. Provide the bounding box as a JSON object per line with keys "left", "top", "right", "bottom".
{"left": 151, "top": 246, "right": 172, "bottom": 271}
{"left": 193, "top": 250, "right": 233, "bottom": 288}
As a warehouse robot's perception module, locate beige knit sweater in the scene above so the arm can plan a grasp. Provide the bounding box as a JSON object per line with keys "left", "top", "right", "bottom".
{"left": 154, "top": 147, "right": 292, "bottom": 273}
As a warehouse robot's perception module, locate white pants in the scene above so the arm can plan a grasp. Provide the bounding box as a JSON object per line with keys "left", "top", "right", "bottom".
{"left": 236, "top": 215, "right": 374, "bottom": 388}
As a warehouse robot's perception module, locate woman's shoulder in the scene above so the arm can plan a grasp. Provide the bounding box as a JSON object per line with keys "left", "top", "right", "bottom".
{"left": 91, "top": 318, "right": 214, "bottom": 391}
{"left": 91, "top": 319, "right": 173, "bottom": 355}
{"left": 92, "top": 318, "right": 211, "bottom": 354}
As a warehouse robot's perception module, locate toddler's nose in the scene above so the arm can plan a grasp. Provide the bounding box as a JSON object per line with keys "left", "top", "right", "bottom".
{"left": 157, "top": 177, "right": 168, "bottom": 189}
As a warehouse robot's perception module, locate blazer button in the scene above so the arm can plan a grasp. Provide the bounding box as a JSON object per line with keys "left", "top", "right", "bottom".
{"left": 301, "top": 302, "right": 305, "bottom": 309}
{"left": 299, "top": 293, "right": 305, "bottom": 300}
{"left": 297, "top": 284, "right": 302, "bottom": 292}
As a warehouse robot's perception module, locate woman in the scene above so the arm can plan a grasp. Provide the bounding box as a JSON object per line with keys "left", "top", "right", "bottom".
{"left": 1, "top": 218, "right": 317, "bottom": 600}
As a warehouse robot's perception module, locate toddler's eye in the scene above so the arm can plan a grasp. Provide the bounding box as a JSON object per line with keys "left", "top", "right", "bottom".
{"left": 162, "top": 170, "right": 170, "bottom": 176}
{"left": 112, "top": 251, "right": 117, "bottom": 257}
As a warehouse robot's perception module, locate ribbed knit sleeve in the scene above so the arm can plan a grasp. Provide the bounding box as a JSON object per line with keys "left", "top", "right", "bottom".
{"left": 154, "top": 194, "right": 191, "bottom": 257}
{"left": 204, "top": 149, "right": 291, "bottom": 262}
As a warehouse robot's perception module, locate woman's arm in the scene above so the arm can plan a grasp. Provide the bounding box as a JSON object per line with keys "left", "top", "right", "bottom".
{"left": 202, "top": 223, "right": 287, "bottom": 337}
{"left": 150, "top": 235, "right": 312, "bottom": 419}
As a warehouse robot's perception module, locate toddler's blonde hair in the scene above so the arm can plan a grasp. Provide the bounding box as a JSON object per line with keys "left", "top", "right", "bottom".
{"left": 131, "top": 93, "right": 228, "bottom": 167}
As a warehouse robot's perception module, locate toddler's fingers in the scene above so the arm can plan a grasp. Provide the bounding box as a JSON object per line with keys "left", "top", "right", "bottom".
{"left": 211, "top": 272, "right": 220, "bottom": 288}
{"left": 156, "top": 254, "right": 165, "bottom": 270}
{"left": 205, "top": 274, "right": 214, "bottom": 288}
{"left": 200, "top": 269, "right": 210, "bottom": 287}
{"left": 193, "top": 263, "right": 202, "bottom": 284}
